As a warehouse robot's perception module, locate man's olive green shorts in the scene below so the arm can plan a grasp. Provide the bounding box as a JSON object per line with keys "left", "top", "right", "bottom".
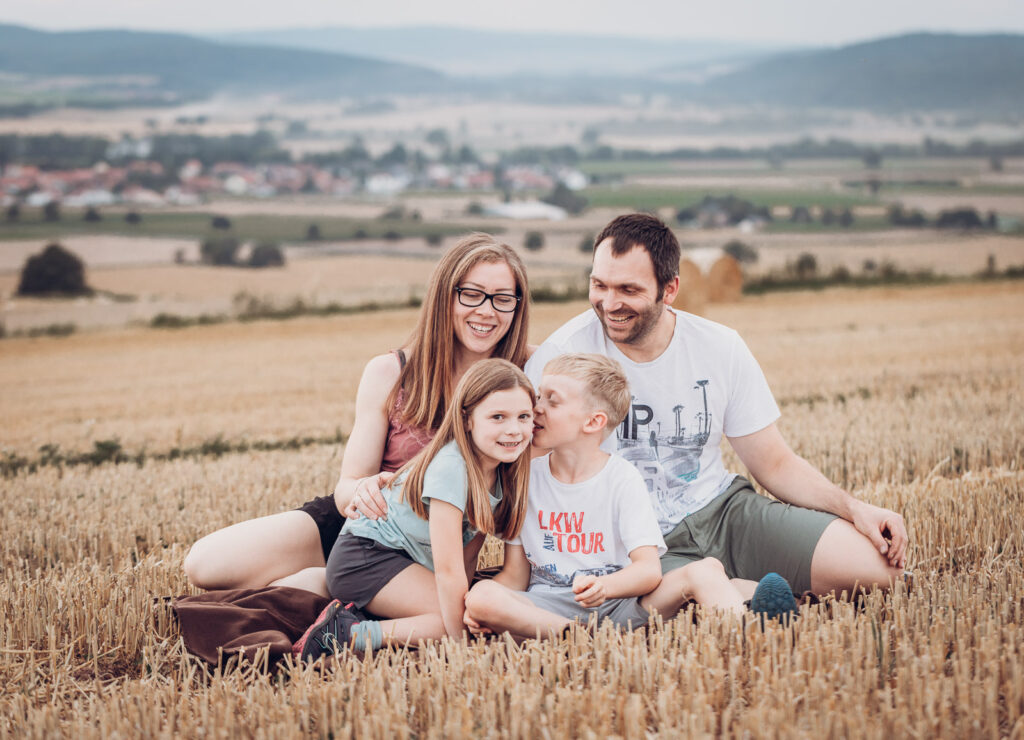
{"left": 660, "top": 476, "right": 837, "bottom": 594}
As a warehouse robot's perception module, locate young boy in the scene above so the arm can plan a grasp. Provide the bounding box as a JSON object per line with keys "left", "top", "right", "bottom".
{"left": 464, "top": 353, "right": 797, "bottom": 640}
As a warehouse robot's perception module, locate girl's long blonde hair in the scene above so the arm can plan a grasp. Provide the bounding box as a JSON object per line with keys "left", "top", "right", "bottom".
{"left": 387, "top": 233, "right": 530, "bottom": 431}
{"left": 397, "top": 359, "right": 532, "bottom": 541}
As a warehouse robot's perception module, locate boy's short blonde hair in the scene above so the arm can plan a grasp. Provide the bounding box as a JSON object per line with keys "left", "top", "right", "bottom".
{"left": 543, "top": 353, "right": 631, "bottom": 432}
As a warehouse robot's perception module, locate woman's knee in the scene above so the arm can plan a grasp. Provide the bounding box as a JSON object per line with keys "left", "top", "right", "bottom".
{"left": 182, "top": 538, "right": 217, "bottom": 589}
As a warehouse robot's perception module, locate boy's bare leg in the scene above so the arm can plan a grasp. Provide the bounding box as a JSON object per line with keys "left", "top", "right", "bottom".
{"left": 642, "top": 558, "right": 745, "bottom": 617}
{"left": 465, "top": 579, "right": 572, "bottom": 639}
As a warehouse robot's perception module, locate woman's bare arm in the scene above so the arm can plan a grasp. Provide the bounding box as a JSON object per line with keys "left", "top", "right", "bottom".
{"left": 333, "top": 352, "right": 403, "bottom": 519}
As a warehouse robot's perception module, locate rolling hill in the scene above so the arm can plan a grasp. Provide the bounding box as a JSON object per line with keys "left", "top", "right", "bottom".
{"left": 0, "top": 24, "right": 447, "bottom": 99}
{"left": 700, "top": 33, "right": 1024, "bottom": 111}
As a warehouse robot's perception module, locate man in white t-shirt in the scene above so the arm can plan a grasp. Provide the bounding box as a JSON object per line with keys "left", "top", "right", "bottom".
{"left": 524, "top": 213, "right": 908, "bottom": 597}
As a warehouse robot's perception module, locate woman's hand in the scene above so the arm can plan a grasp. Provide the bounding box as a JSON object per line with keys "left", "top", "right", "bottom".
{"left": 343, "top": 472, "right": 395, "bottom": 520}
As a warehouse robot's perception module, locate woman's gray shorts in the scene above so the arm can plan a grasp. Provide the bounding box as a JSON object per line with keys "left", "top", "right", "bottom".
{"left": 523, "top": 588, "right": 650, "bottom": 631}
{"left": 660, "top": 476, "right": 837, "bottom": 594}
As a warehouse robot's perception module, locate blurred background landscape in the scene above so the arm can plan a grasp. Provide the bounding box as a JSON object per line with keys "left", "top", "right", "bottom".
{"left": 0, "top": 5, "right": 1022, "bottom": 334}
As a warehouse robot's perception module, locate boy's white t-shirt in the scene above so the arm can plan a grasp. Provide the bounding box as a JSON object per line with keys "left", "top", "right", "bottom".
{"left": 525, "top": 308, "right": 780, "bottom": 534}
{"left": 511, "top": 453, "right": 666, "bottom": 591}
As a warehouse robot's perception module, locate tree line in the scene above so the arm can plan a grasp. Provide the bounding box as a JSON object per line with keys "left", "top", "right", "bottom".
{"left": 5, "top": 132, "right": 1024, "bottom": 173}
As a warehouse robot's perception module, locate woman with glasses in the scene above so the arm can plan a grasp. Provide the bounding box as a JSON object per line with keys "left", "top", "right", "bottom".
{"left": 184, "top": 233, "right": 532, "bottom": 596}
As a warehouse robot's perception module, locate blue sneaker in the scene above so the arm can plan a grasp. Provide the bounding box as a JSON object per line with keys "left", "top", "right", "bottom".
{"left": 292, "top": 599, "right": 361, "bottom": 661}
{"left": 749, "top": 573, "right": 798, "bottom": 623}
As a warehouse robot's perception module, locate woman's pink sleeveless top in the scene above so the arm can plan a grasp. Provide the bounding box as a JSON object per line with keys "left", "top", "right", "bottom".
{"left": 380, "top": 351, "right": 435, "bottom": 472}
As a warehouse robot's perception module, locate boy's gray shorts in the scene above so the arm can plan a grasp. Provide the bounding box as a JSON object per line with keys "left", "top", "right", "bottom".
{"left": 522, "top": 587, "right": 650, "bottom": 631}
{"left": 660, "top": 476, "right": 837, "bottom": 594}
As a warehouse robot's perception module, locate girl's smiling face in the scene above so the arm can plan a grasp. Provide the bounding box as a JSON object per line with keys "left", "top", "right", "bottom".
{"left": 467, "top": 387, "right": 535, "bottom": 472}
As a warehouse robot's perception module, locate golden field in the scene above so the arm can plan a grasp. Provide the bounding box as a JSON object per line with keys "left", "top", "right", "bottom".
{"left": 1, "top": 282, "right": 1023, "bottom": 738}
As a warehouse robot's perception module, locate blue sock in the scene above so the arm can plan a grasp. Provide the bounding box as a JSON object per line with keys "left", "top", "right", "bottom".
{"left": 350, "top": 620, "right": 383, "bottom": 651}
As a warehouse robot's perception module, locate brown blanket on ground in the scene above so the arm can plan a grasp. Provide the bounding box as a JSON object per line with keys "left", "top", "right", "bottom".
{"left": 172, "top": 587, "right": 329, "bottom": 665}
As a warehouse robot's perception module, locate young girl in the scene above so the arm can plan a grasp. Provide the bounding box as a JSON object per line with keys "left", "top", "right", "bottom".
{"left": 183, "top": 234, "right": 531, "bottom": 596}
{"left": 293, "top": 358, "right": 535, "bottom": 659}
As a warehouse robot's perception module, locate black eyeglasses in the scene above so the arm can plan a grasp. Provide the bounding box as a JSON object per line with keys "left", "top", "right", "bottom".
{"left": 455, "top": 286, "right": 521, "bottom": 313}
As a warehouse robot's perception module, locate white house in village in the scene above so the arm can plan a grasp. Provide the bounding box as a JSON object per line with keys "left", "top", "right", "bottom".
{"left": 483, "top": 201, "right": 568, "bottom": 221}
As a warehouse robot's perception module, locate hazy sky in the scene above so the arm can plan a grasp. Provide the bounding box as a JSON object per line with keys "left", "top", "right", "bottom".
{"left": 3, "top": 0, "right": 1023, "bottom": 44}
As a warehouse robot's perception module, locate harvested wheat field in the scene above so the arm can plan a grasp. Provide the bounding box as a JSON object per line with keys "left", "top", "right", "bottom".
{"left": 2, "top": 282, "right": 1023, "bottom": 738}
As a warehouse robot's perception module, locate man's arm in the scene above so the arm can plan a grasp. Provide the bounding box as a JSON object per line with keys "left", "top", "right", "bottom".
{"left": 728, "top": 423, "right": 908, "bottom": 568}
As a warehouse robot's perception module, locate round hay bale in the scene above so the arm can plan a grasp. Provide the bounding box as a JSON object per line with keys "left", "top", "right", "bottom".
{"left": 673, "top": 258, "right": 707, "bottom": 315}
{"left": 707, "top": 254, "right": 743, "bottom": 303}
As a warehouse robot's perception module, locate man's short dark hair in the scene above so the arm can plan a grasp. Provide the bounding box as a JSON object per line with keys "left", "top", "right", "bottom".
{"left": 594, "top": 213, "right": 680, "bottom": 297}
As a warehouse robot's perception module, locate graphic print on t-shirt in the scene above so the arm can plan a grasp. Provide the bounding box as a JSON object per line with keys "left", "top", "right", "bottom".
{"left": 525, "top": 508, "right": 620, "bottom": 588}
{"left": 529, "top": 561, "right": 622, "bottom": 589}
{"left": 615, "top": 380, "right": 712, "bottom": 531}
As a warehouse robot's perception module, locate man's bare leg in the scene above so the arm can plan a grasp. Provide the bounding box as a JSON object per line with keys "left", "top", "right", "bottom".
{"left": 642, "top": 558, "right": 746, "bottom": 617}
{"left": 810, "top": 519, "right": 903, "bottom": 595}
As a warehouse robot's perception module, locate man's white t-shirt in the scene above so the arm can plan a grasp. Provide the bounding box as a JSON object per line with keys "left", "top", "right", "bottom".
{"left": 525, "top": 308, "right": 780, "bottom": 534}
{"left": 511, "top": 453, "right": 666, "bottom": 591}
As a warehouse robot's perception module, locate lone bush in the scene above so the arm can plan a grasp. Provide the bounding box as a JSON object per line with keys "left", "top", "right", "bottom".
{"left": 379, "top": 205, "right": 406, "bottom": 220}
{"left": 794, "top": 252, "right": 818, "bottom": 280}
{"left": 200, "top": 236, "right": 240, "bottom": 266}
{"left": 578, "top": 233, "right": 595, "bottom": 253}
{"left": 83, "top": 207, "right": 102, "bottom": 222}
{"left": 5, "top": 203, "right": 20, "bottom": 222}
{"left": 17, "top": 243, "right": 91, "bottom": 296}
{"left": 524, "top": 231, "right": 545, "bottom": 251}
{"left": 306, "top": 223, "right": 321, "bottom": 241}
{"left": 541, "top": 183, "right": 588, "bottom": 215}
{"left": 248, "top": 242, "right": 285, "bottom": 268}
{"left": 425, "top": 233, "right": 443, "bottom": 247}
{"left": 210, "top": 215, "right": 232, "bottom": 230}
{"left": 790, "top": 205, "right": 812, "bottom": 224}
{"left": 888, "top": 205, "right": 927, "bottom": 228}
{"left": 125, "top": 211, "right": 142, "bottom": 224}
{"left": 465, "top": 201, "right": 484, "bottom": 216}
{"left": 936, "top": 208, "right": 984, "bottom": 230}
{"left": 722, "top": 240, "right": 759, "bottom": 264}
{"left": 43, "top": 201, "right": 60, "bottom": 222}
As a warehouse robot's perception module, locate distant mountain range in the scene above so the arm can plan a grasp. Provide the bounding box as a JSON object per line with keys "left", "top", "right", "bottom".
{"left": 215, "top": 26, "right": 780, "bottom": 78}
{"left": 704, "top": 33, "right": 1024, "bottom": 112}
{"left": 1, "top": 23, "right": 1022, "bottom": 112}
{"left": 0, "top": 24, "right": 446, "bottom": 99}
